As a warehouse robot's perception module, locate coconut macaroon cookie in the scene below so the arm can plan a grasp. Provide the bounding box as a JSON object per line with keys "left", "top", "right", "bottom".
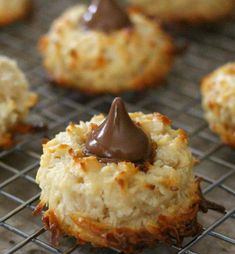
{"left": 35, "top": 98, "right": 224, "bottom": 252}
{"left": 201, "top": 63, "right": 235, "bottom": 147}
{"left": 0, "top": 56, "right": 37, "bottom": 147}
{"left": 39, "top": 0, "right": 175, "bottom": 94}
{"left": 0, "top": 0, "right": 31, "bottom": 26}
{"left": 128, "top": 0, "right": 235, "bottom": 23}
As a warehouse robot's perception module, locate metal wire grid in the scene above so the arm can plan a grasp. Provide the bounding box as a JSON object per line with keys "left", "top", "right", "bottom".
{"left": 0, "top": 0, "right": 235, "bottom": 253}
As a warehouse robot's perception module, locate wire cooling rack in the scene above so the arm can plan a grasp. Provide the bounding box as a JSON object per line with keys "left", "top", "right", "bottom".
{"left": 0, "top": 0, "right": 235, "bottom": 253}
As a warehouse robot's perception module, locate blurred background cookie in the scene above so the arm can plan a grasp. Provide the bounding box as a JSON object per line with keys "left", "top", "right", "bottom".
{"left": 39, "top": 0, "right": 175, "bottom": 94}
{"left": 127, "top": 0, "right": 235, "bottom": 23}
{"left": 0, "top": 56, "right": 37, "bottom": 147}
{"left": 201, "top": 63, "right": 235, "bottom": 147}
{"left": 0, "top": 0, "right": 31, "bottom": 26}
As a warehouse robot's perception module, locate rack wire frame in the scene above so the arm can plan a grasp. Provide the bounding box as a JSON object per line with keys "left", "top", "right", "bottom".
{"left": 0, "top": 0, "right": 235, "bottom": 253}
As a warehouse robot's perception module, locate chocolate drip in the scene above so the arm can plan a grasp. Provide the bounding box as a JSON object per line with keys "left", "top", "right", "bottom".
{"left": 81, "top": 0, "right": 132, "bottom": 33}
{"left": 85, "top": 97, "right": 153, "bottom": 163}
{"left": 200, "top": 198, "right": 226, "bottom": 214}
{"left": 199, "top": 188, "right": 226, "bottom": 214}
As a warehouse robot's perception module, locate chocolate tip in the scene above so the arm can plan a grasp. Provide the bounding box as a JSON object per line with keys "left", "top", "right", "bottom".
{"left": 111, "top": 97, "right": 126, "bottom": 110}
{"left": 113, "top": 97, "right": 122, "bottom": 103}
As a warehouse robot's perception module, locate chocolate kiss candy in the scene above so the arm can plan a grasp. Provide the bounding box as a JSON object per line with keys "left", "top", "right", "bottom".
{"left": 85, "top": 97, "right": 153, "bottom": 162}
{"left": 81, "top": 0, "right": 132, "bottom": 33}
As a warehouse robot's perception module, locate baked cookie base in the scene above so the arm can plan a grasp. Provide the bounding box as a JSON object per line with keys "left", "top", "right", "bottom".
{"left": 36, "top": 201, "right": 202, "bottom": 253}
